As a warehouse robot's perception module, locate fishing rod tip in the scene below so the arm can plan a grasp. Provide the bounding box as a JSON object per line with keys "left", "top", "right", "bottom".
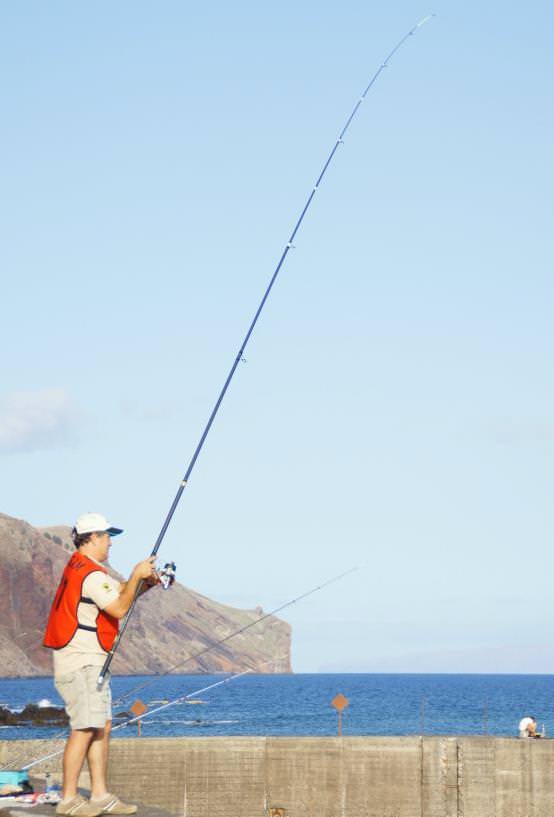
{"left": 416, "top": 13, "right": 436, "bottom": 28}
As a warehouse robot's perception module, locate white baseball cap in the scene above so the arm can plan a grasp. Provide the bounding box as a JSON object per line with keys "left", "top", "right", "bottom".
{"left": 74, "top": 512, "right": 123, "bottom": 537}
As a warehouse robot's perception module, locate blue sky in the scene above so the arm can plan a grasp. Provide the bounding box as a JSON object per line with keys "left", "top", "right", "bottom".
{"left": 1, "top": 0, "right": 553, "bottom": 672}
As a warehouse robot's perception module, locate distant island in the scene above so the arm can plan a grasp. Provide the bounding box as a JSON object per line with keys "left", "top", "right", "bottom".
{"left": 0, "top": 512, "right": 291, "bottom": 677}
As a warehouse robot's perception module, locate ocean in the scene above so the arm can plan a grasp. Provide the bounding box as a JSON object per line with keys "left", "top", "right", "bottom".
{"left": 0, "top": 673, "right": 552, "bottom": 743}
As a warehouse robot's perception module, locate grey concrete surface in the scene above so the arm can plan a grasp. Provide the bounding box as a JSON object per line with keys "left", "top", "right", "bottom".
{"left": 0, "top": 775, "right": 172, "bottom": 817}
{"left": 3, "top": 736, "right": 554, "bottom": 816}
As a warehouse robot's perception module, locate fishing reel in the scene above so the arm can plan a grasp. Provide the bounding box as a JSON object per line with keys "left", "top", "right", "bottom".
{"left": 155, "top": 561, "right": 176, "bottom": 590}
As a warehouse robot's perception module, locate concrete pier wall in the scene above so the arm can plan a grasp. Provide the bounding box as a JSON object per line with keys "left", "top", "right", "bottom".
{"left": 3, "top": 736, "right": 554, "bottom": 817}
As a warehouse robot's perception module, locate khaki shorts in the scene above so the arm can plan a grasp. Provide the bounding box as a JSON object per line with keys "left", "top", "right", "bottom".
{"left": 55, "top": 666, "right": 112, "bottom": 730}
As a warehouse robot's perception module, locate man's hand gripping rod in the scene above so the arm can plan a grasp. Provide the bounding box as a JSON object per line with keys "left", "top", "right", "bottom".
{"left": 97, "top": 559, "right": 176, "bottom": 685}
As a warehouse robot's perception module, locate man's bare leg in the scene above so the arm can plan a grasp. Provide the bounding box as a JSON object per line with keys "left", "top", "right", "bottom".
{"left": 87, "top": 720, "right": 137, "bottom": 814}
{"left": 62, "top": 729, "right": 95, "bottom": 801}
{"left": 102, "top": 721, "right": 111, "bottom": 782}
{"left": 87, "top": 723, "right": 110, "bottom": 800}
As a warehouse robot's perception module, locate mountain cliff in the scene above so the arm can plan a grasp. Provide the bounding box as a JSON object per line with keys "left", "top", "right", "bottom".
{"left": 0, "top": 512, "right": 291, "bottom": 677}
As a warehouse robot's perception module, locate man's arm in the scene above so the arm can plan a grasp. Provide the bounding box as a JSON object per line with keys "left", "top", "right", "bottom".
{"left": 104, "top": 557, "right": 157, "bottom": 620}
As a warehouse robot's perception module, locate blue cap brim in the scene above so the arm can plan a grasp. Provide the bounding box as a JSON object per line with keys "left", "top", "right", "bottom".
{"left": 107, "top": 527, "right": 123, "bottom": 537}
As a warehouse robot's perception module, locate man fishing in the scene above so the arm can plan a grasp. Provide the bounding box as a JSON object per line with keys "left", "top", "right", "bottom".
{"left": 43, "top": 513, "right": 159, "bottom": 816}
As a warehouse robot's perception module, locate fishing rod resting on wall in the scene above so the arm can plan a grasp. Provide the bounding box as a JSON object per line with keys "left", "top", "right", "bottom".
{"left": 21, "top": 657, "right": 284, "bottom": 773}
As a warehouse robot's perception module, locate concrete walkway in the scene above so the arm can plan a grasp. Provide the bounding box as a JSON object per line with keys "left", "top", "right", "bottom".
{"left": 2, "top": 785, "right": 172, "bottom": 817}
{"left": 1, "top": 777, "right": 173, "bottom": 817}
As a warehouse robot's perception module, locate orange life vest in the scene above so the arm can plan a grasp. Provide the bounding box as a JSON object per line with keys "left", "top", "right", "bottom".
{"left": 43, "top": 551, "right": 119, "bottom": 652}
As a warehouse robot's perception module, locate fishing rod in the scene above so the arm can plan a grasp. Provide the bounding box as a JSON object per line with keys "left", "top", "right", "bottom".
{"left": 98, "top": 13, "right": 434, "bottom": 684}
{"left": 20, "top": 657, "right": 281, "bottom": 772}
{"left": 112, "top": 565, "right": 358, "bottom": 707}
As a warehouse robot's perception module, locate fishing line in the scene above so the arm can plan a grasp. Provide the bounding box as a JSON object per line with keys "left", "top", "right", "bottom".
{"left": 98, "top": 13, "right": 435, "bottom": 682}
{"left": 111, "top": 566, "right": 358, "bottom": 708}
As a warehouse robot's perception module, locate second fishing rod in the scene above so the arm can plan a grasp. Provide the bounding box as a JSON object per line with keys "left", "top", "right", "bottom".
{"left": 98, "top": 14, "right": 435, "bottom": 685}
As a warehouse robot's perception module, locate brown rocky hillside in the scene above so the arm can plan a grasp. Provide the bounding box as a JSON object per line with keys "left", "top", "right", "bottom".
{"left": 0, "top": 513, "right": 291, "bottom": 677}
